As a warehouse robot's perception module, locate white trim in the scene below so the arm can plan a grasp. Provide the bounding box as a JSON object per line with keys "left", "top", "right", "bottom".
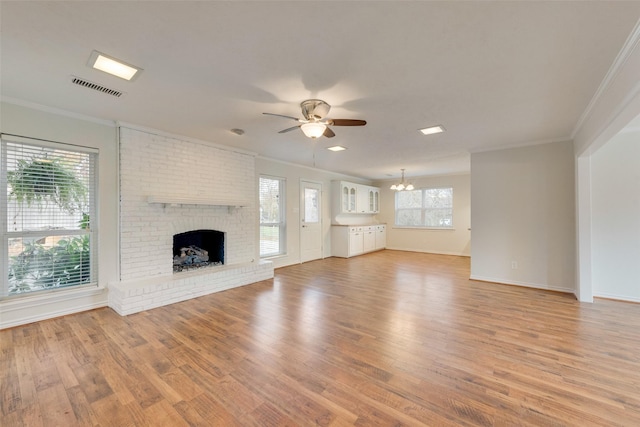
{"left": 577, "top": 82, "right": 640, "bottom": 156}
{"left": 391, "top": 227, "right": 455, "bottom": 231}
{"left": 572, "top": 18, "right": 640, "bottom": 140}
{"left": 1, "top": 133, "right": 100, "bottom": 154}
{"left": 469, "top": 138, "right": 572, "bottom": 154}
{"left": 257, "top": 154, "right": 372, "bottom": 184}
{"left": 1, "top": 97, "right": 116, "bottom": 127}
{"left": 116, "top": 126, "right": 122, "bottom": 281}
{"left": 470, "top": 274, "right": 574, "bottom": 294}
{"left": 376, "top": 171, "right": 470, "bottom": 185}
{"left": 385, "top": 247, "right": 470, "bottom": 257}
{"left": 594, "top": 292, "right": 640, "bottom": 304}
{"left": 0, "top": 286, "right": 107, "bottom": 329}
{"left": 116, "top": 121, "right": 257, "bottom": 157}
{"left": 576, "top": 154, "right": 593, "bottom": 302}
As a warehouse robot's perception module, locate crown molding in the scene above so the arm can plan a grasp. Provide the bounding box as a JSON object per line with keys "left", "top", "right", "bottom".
{"left": 1, "top": 96, "right": 116, "bottom": 127}
{"left": 571, "top": 19, "right": 640, "bottom": 139}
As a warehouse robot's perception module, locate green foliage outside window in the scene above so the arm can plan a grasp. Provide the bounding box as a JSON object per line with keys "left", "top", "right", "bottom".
{"left": 6, "top": 154, "right": 92, "bottom": 295}
{"left": 7, "top": 157, "right": 87, "bottom": 214}
{"left": 8, "top": 235, "right": 90, "bottom": 294}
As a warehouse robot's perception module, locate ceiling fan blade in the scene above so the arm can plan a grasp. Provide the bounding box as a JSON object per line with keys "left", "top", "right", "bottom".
{"left": 263, "top": 112, "right": 303, "bottom": 122}
{"left": 278, "top": 125, "right": 301, "bottom": 134}
{"left": 330, "top": 119, "right": 367, "bottom": 126}
{"left": 323, "top": 127, "right": 336, "bottom": 138}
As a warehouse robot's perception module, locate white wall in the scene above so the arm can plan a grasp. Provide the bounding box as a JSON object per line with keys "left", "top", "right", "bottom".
{"left": 470, "top": 141, "right": 576, "bottom": 293}
{"left": 374, "top": 173, "right": 471, "bottom": 257}
{"left": 0, "top": 101, "right": 118, "bottom": 328}
{"left": 591, "top": 129, "right": 640, "bottom": 301}
{"left": 256, "top": 157, "right": 371, "bottom": 269}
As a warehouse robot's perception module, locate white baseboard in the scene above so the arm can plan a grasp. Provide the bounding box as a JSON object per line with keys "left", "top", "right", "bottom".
{"left": 594, "top": 292, "right": 640, "bottom": 303}
{"left": 0, "top": 286, "right": 108, "bottom": 329}
{"left": 469, "top": 275, "right": 574, "bottom": 294}
{"left": 385, "top": 247, "right": 471, "bottom": 257}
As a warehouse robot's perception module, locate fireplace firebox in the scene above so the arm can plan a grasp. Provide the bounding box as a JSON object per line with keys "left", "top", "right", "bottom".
{"left": 173, "top": 229, "right": 224, "bottom": 272}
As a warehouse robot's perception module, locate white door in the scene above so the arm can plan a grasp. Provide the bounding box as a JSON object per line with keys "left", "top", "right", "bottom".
{"left": 300, "top": 181, "right": 323, "bottom": 263}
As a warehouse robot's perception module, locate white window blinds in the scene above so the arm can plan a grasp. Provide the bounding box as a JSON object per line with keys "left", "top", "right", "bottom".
{"left": 259, "top": 176, "right": 285, "bottom": 257}
{"left": 1, "top": 137, "right": 98, "bottom": 296}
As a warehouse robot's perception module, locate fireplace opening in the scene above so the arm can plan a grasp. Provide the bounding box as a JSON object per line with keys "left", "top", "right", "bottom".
{"left": 173, "top": 229, "right": 224, "bottom": 272}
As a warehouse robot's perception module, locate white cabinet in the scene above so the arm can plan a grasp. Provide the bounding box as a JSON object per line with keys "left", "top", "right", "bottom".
{"left": 375, "top": 224, "right": 386, "bottom": 250}
{"left": 349, "top": 227, "right": 364, "bottom": 256}
{"left": 369, "top": 188, "right": 380, "bottom": 213}
{"left": 332, "top": 226, "right": 363, "bottom": 257}
{"left": 356, "top": 186, "right": 380, "bottom": 214}
{"left": 332, "top": 224, "right": 386, "bottom": 258}
{"left": 363, "top": 226, "right": 376, "bottom": 252}
{"left": 337, "top": 182, "right": 358, "bottom": 213}
{"left": 332, "top": 181, "right": 380, "bottom": 221}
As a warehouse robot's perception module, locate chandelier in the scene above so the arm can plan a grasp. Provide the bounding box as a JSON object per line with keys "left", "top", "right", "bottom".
{"left": 390, "top": 169, "right": 414, "bottom": 191}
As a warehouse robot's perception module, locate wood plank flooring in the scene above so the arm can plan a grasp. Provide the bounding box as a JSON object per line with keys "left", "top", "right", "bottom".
{"left": 2, "top": 250, "right": 640, "bottom": 426}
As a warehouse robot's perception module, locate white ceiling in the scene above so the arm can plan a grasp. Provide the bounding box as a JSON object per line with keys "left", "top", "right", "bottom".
{"left": 2, "top": 1, "right": 639, "bottom": 180}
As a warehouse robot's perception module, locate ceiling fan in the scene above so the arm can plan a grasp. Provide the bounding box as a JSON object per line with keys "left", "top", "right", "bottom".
{"left": 263, "top": 99, "right": 366, "bottom": 139}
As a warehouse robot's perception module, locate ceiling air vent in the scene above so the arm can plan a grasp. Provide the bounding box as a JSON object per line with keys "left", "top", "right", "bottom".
{"left": 71, "top": 76, "right": 123, "bottom": 97}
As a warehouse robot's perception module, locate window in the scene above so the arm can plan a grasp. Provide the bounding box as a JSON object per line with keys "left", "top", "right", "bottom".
{"left": 395, "top": 187, "right": 453, "bottom": 228}
{"left": 259, "top": 176, "right": 285, "bottom": 257}
{"left": 1, "top": 136, "right": 98, "bottom": 297}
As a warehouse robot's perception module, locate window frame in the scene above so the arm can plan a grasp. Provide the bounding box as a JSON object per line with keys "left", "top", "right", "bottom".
{"left": 394, "top": 186, "right": 454, "bottom": 229}
{"left": 1, "top": 135, "right": 99, "bottom": 298}
{"left": 259, "top": 175, "right": 286, "bottom": 258}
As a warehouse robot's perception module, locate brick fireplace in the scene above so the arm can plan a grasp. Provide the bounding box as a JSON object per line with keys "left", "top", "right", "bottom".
{"left": 108, "top": 126, "right": 273, "bottom": 315}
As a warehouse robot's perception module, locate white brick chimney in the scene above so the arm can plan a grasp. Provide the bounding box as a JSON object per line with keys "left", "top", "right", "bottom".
{"left": 109, "top": 126, "right": 273, "bottom": 315}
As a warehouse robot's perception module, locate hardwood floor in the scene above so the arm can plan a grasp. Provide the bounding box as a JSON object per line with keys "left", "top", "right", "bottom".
{"left": 2, "top": 250, "right": 640, "bottom": 426}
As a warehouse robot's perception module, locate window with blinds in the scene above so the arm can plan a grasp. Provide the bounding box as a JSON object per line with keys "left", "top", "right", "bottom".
{"left": 395, "top": 187, "right": 454, "bottom": 228}
{"left": 259, "top": 176, "right": 285, "bottom": 257}
{"left": 1, "top": 136, "right": 98, "bottom": 297}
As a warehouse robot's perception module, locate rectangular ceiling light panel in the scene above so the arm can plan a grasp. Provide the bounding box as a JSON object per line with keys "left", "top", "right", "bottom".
{"left": 327, "top": 145, "right": 347, "bottom": 151}
{"left": 88, "top": 50, "right": 142, "bottom": 81}
{"left": 419, "top": 125, "right": 445, "bottom": 135}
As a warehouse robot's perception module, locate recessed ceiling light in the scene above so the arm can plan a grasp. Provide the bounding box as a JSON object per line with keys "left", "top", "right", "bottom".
{"left": 230, "top": 128, "right": 245, "bottom": 135}
{"left": 419, "top": 125, "right": 445, "bottom": 135}
{"left": 88, "top": 50, "right": 142, "bottom": 81}
{"left": 327, "top": 145, "right": 347, "bottom": 152}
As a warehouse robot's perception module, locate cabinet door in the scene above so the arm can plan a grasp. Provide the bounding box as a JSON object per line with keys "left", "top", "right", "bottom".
{"left": 356, "top": 186, "right": 369, "bottom": 213}
{"left": 373, "top": 190, "right": 379, "bottom": 213}
{"left": 349, "top": 187, "right": 357, "bottom": 212}
{"left": 342, "top": 186, "right": 349, "bottom": 212}
{"left": 349, "top": 230, "right": 364, "bottom": 255}
{"left": 375, "top": 225, "right": 386, "bottom": 250}
{"left": 363, "top": 227, "right": 376, "bottom": 252}
{"left": 369, "top": 190, "right": 374, "bottom": 212}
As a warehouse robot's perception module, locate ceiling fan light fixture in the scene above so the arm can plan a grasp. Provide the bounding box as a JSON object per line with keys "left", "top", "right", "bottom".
{"left": 301, "top": 122, "right": 327, "bottom": 138}
{"left": 419, "top": 125, "right": 445, "bottom": 135}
